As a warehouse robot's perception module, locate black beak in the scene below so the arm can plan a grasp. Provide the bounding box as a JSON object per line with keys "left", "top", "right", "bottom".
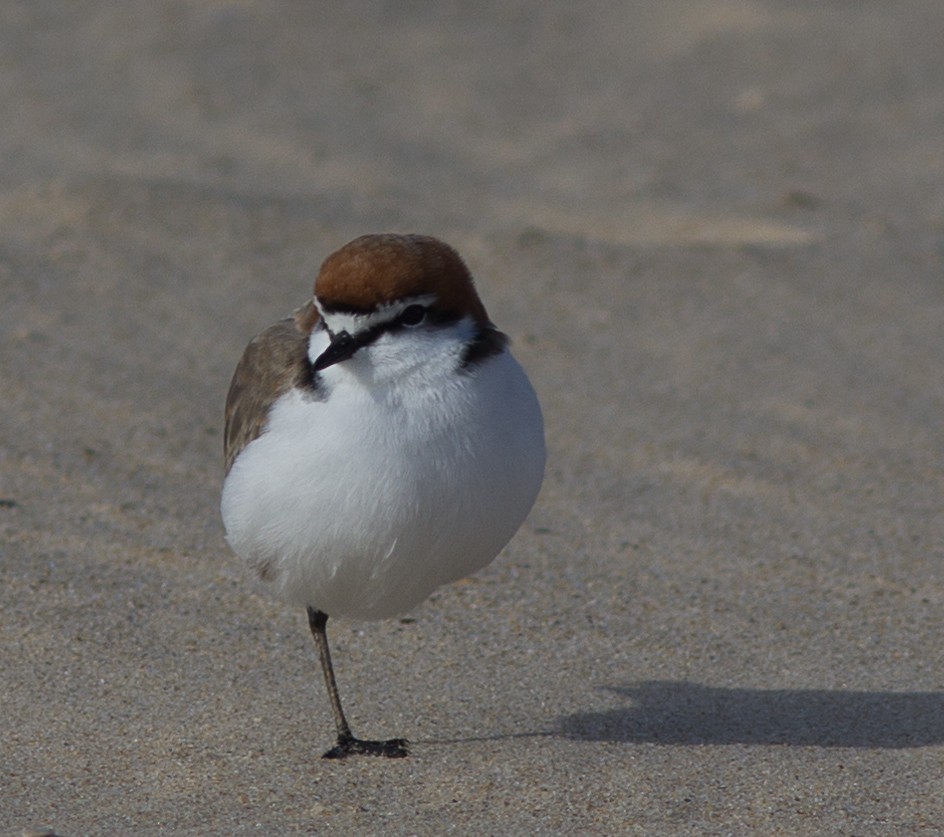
{"left": 313, "top": 330, "right": 361, "bottom": 372}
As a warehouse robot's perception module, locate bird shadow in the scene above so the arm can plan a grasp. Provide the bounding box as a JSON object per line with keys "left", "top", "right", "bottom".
{"left": 559, "top": 680, "right": 944, "bottom": 749}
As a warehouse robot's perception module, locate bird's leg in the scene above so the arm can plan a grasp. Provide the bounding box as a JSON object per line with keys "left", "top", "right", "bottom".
{"left": 306, "top": 607, "right": 354, "bottom": 742}
{"left": 306, "top": 607, "right": 409, "bottom": 759}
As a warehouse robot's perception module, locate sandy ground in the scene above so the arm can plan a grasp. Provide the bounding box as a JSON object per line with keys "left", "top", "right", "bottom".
{"left": 3, "top": 2, "right": 944, "bottom": 834}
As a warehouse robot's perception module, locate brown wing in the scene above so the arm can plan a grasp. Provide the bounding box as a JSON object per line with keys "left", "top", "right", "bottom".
{"left": 223, "top": 300, "right": 320, "bottom": 474}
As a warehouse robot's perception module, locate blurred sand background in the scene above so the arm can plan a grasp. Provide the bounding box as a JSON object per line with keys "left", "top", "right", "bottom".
{"left": 2, "top": 2, "right": 944, "bottom": 834}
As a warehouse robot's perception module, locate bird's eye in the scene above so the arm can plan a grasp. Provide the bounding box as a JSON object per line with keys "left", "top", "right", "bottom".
{"left": 400, "top": 304, "right": 427, "bottom": 327}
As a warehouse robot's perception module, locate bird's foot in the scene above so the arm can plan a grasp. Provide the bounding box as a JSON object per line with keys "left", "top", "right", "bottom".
{"left": 322, "top": 734, "right": 409, "bottom": 759}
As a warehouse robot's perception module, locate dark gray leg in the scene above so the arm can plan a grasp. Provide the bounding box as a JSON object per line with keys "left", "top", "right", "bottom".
{"left": 306, "top": 607, "right": 409, "bottom": 759}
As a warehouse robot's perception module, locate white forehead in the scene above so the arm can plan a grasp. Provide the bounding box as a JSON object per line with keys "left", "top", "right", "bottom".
{"left": 314, "top": 293, "right": 436, "bottom": 336}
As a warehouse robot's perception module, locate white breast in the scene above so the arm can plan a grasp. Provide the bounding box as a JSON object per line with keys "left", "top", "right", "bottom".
{"left": 220, "top": 348, "right": 545, "bottom": 620}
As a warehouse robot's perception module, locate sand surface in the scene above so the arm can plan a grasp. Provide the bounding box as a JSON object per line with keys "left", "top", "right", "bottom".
{"left": 3, "top": 2, "right": 944, "bottom": 834}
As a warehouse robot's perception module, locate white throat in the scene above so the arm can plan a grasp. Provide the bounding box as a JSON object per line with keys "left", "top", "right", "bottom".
{"left": 308, "top": 314, "right": 479, "bottom": 391}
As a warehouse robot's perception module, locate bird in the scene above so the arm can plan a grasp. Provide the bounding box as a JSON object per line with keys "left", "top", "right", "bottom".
{"left": 220, "top": 233, "right": 546, "bottom": 759}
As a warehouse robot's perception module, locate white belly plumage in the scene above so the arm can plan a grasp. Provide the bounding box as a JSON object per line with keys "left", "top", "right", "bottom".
{"left": 221, "top": 351, "right": 545, "bottom": 620}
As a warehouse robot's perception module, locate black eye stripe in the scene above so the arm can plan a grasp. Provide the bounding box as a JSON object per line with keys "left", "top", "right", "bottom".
{"left": 399, "top": 304, "right": 427, "bottom": 327}
{"left": 384, "top": 305, "right": 457, "bottom": 333}
{"left": 320, "top": 306, "right": 461, "bottom": 350}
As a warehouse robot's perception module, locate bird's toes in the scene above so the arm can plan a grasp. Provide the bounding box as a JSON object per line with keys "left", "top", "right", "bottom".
{"left": 322, "top": 736, "right": 409, "bottom": 759}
